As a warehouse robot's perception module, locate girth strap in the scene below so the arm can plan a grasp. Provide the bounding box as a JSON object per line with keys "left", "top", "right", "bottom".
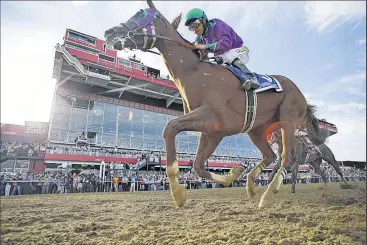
{"left": 240, "top": 90, "right": 257, "bottom": 133}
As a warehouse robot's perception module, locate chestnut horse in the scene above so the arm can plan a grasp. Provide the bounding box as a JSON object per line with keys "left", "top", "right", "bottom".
{"left": 104, "top": 0, "right": 325, "bottom": 208}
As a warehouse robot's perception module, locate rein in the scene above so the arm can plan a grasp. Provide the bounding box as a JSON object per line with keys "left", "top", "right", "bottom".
{"left": 109, "top": 9, "right": 198, "bottom": 56}
{"left": 133, "top": 32, "right": 197, "bottom": 50}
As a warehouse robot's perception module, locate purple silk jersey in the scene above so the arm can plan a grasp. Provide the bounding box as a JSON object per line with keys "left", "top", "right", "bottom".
{"left": 195, "top": 18, "right": 243, "bottom": 56}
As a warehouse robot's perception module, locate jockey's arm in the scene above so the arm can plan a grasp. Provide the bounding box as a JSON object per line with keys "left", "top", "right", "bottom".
{"left": 194, "top": 39, "right": 209, "bottom": 60}
{"left": 204, "top": 20, "right": 233, "bottom": 54}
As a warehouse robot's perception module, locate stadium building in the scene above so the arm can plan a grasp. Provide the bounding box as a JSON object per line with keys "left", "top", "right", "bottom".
{"left": 1, "top": 29, "right": 339, "bottom": 173}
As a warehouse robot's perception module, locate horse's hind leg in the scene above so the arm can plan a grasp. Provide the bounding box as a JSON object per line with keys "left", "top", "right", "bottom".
{"left": 319, "top": 144, "right": 348, "bottom": 187}
{"left": 259, "top": 122, "right": 296, "bottom": 208}
{"left": 290, "top": 158, "right": 301, "bottom": 193}
{"left": 268, "top": 161, "right": 280, "bottom": 183}
{"left": 246, "top": 125, "right": 277, "bottom": 198}
{"left": 274, "top": 147, "right": 296, "bottom": 194}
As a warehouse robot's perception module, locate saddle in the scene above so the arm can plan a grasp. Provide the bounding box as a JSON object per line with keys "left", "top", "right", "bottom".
{"left": 204, "top": 56, "right": 283, "bottom": 94}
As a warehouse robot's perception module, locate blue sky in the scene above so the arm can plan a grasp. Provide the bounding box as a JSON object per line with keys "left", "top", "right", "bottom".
{"left": 1, "top": 1, "right": 366, "bottom": 161}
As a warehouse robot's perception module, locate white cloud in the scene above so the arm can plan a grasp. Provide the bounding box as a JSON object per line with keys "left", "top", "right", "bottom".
{"left": 304, "top": 1, "right": 366, "bottom": 33}
{"left": 327, "top": 102, "right": 366, "bottom": 112}
{"left": 320, "top": 72, "right": 366, "bottom": 96}
{"left": 356, "top": 37, "right": 366, "bottom": 74}
{"left": 306, "top": 94, "right": 366, "bottom": 161}
{"left": 335, "top": 72, "right": 366, "bottom": 85}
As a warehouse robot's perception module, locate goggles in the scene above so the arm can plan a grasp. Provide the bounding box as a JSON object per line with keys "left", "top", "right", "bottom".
{"left": 188, "top": 19, "right": 202, "bottom": 31}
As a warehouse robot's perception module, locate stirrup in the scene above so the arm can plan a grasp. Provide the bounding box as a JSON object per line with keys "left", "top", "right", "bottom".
{"left": 241, "top": 81, "right": 252, "bottom": 91}
{"left": 241, "top": 79, "right": 260, "bottom": 91}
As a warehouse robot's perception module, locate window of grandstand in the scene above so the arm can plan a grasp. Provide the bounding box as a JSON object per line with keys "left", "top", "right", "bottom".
{"left": 147, "top": 67, "right": 160, "bottom": 78}
{"left": 103, "top": 43, "right": 106, "bottom": 52}
{"left": 48, "top": 94, "right": 261, "bottom": 156}
{"left": 72, "top": 98, "right": 89, "bottom": 109}
{"left": 98, "top": 54, "right": 115, "bottom": 63}
{"left": 118, "top": 59, "right": 132, "bottom": 67}
{"left": 133, "top": 63, "right": 145, "bottom": 71}
{"left": 88, "top": 66, "right": 110, "bottom": 76}
{"left": 68, "top": 31, "right": 96, "bottom": 46}
{"left": 64, "top": 42, "right": 99, "bottom": 55}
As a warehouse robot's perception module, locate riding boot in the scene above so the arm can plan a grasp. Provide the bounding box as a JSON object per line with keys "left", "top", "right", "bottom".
{"left": 232, "top": 58, "right": 260, "bottom": 91}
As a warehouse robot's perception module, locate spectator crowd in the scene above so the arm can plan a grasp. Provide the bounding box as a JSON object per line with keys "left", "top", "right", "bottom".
{"left": 1, "top": 141, "right": 366, "bottom": 197}
{"left": 1, "top": 141, "right": 47, "bottom": 157}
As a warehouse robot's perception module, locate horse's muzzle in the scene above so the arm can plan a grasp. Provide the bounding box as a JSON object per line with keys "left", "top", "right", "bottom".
{"left": 104, "top": 25, "right": 129, "bottom": 48}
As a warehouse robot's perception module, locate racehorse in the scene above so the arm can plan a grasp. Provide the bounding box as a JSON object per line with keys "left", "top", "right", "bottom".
{"left": 104, "top": 0, "right": 326, "bottom": 208}
{"left": 268, "top": 130, "right": 349, "bottom": 193}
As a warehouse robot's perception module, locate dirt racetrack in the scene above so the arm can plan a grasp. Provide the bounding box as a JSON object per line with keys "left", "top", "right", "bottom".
{"left": 1, "top": 182, "right": 366, "bottom": 245}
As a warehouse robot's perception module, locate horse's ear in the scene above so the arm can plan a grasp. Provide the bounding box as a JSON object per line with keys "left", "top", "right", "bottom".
{"left": 171, "top": 13, "right": 182, "bottom": 30}
{"left": 147, "top": 0, "right": 157, "bottom": 10}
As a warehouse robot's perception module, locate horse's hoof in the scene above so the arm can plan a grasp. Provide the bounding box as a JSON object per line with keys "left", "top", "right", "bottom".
{"left": 231, "top": 166, "right": 245, "bottom": 176}
{"left": 170, "top": 183, "right": 187, "bottom": 208}
{"left": 213, "top": 166, "right": 245, "bottom": 186}
{"left": 272, "top": 189, "right": 279, "bottom": 194}
{"left": 259, "top": 190, "right": 274, "bottom": 208}
{"left": 213, "top": 176, "right": 232, "bottom": 187}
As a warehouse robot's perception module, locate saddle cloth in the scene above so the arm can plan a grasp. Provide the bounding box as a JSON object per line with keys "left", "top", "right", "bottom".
{"left": 223, "top": 65, "right": 283, "bottom": 93}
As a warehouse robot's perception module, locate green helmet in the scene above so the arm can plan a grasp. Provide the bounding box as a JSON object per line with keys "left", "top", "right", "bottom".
{"left": 185, "top": 8, "right": 208, "bottom": 26}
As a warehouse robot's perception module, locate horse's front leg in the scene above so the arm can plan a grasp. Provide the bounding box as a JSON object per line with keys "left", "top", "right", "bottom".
{"left": 246, "top": 125, "right": 278, "bottom": 198}
{"left": 163, "top": 105, "right": 221, "bottom": 208}
{"left": 193, "top": 134, "right": 244, "bottom": 187}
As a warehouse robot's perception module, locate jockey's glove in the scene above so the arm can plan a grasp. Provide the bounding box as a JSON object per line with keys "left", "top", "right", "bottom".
{"left": 214, "top": 56, "right": 224, "bottom": 65}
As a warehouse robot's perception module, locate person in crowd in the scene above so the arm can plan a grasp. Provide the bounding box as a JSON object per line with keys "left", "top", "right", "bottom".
{"left": 130, "top": 174, "right": 136, "bottom": 192}
{"left": 112, "top": 175, "right": 119, "bottom": 192}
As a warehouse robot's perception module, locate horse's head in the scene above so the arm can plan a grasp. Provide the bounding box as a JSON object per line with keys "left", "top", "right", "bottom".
{"left": 104, "top": 1, "right": 185, "bottom": 53}
{"left": 104, "top": 7, "right": 161, "bottom": 51}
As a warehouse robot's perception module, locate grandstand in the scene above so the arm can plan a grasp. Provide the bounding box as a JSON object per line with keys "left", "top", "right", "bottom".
{"left": 1, "top": 28, "right": 339, "bottom": 174}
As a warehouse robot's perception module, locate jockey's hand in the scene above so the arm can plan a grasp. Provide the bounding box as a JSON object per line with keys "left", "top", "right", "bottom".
{"left": 214, "top": 56, "right": 223, "bottom": 65}
{"left": 195, "top": 44, "right": 207, "bottom": 50}
{"left": 198, "top": 50, "right": 209, "bottom": 61}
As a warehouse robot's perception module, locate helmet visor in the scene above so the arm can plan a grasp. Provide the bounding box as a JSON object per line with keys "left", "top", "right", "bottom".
{"left": 188, "top": 19, "right": 202, "bottom": 31}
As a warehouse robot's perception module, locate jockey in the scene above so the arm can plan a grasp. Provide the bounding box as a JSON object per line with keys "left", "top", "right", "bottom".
{"left": 185, "top": 8, "right": 260, "bottom": 91}
{"left": 294, "top": 128, "right": 321, "bottom": 163}
{"left": 269, "top": 128, "right": 321, "bottom": 163}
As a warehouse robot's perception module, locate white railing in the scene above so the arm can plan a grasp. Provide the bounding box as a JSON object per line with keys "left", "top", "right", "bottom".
{"left": 54, "top": 43, "right": 110, "bottom": 81}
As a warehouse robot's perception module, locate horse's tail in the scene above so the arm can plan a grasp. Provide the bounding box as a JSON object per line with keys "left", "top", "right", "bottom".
{"left": 303, "top": 104, "right": 328, "bottom": 145}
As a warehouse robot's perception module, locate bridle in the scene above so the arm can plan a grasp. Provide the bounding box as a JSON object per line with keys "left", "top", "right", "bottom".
{"left": 106, "top": 9, "right": 197, "bottom": 55}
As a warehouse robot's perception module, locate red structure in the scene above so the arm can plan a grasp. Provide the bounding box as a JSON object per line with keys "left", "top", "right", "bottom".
{"left": 63, "top": 29, "right": 165, "bottom": 80}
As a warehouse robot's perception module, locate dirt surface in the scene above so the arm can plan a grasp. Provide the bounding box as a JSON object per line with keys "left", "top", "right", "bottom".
{"left": 1, "top": 182, "right": 366, "bottom": 245}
